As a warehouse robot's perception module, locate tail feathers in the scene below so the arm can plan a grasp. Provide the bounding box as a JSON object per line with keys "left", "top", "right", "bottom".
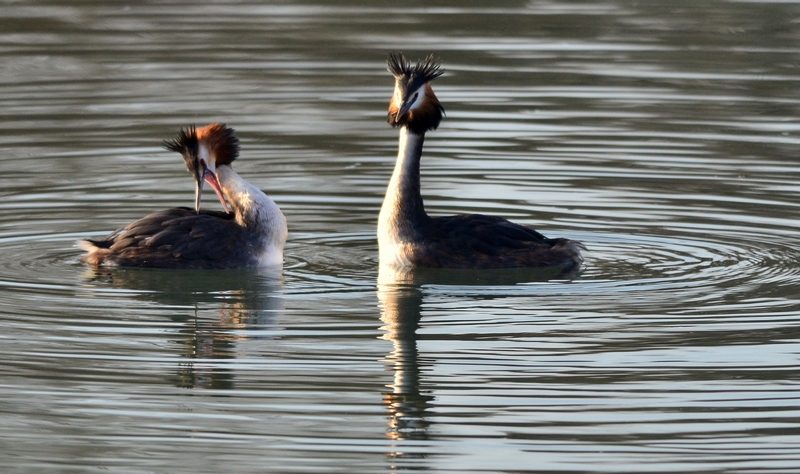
{"left": 548, "top": 238, "right": 586, "bottom": 269}
{"left": 77, "top": 239, "right": 113, "bottom": 266}
{"left": 560, "top": 239, "right": 586, "bottom": 262}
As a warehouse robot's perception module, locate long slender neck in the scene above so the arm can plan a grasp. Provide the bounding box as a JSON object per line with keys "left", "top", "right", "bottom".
{"left": 378, "top": 127, "right": 429, "bottom": 243}
{"left": 216, "top": 164, "right": 287, "bottom": 247}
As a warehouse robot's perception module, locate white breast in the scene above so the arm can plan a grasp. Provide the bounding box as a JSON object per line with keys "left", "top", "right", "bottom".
{"left": 378, "top": 239, "right": 415, "bottom": 268}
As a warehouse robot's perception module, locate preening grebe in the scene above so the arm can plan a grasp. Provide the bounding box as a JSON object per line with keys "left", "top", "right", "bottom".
{"left": 80, "top": 124, "right": 287, "bottom": 269}
{"left": 378, "top": 53, "right": 583, "bottom": 270}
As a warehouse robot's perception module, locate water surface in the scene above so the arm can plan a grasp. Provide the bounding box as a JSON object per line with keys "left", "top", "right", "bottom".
{"left": 2, "top": 1, "right": 800, "bottom": 472}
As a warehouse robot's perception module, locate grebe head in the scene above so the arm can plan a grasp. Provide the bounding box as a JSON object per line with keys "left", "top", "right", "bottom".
{"left": 387, "top": 52, "right": 445, "bottom": 135}
{"left": 164, "top": 123, "right": 239, "bottom": 213}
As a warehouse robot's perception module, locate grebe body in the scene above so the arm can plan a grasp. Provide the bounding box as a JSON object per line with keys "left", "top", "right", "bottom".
{"left": 378, "top": 53, "right": 583, "bottom": 270}
{"left": 80, "top": 124, "right": 287, "bottom": 269}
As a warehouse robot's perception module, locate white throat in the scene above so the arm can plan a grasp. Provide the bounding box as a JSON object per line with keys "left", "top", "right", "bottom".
{"left": 378, "top": 128, "right": 427, "bottom": 267}
{"left": 217, "top": 165, "right": 288, "bottom": 267}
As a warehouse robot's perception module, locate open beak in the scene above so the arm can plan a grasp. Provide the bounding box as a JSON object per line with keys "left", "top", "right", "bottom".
{"left": 203, "top": 167, "right": 229, "bottom": 213}
{"left": 195, "top": 162, "right": 230, "bottom": 214}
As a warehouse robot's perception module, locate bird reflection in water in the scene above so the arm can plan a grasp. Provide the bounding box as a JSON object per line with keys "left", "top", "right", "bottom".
{"left": 83, "top": 266, "right": 283, "bottom": 389}
{"left": 378, "top": 267, "right": 436, "bottom": 470}
{"left": 378, "top": 274, "right": 434, "bottom": 444}
{"left": 377, "top": 263, "right": 581, "bottom": 465}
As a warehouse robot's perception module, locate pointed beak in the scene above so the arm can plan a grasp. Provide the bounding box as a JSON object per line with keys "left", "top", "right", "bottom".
{"left": 395, "top": 100, "right": 412, "bottom": 124}
{"left": 195, "top": 160, "right": 230, "bottom": 214}
{"left": 194, "top": 180, "right": 203, "bottom": 213}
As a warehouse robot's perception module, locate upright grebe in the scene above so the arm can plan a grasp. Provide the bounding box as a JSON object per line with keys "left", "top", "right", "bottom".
{"left": 378, "top": 53, "right": 583, "bottom": 270}
{"left": 80, "top": 124, "right": 287, "bottom": 269}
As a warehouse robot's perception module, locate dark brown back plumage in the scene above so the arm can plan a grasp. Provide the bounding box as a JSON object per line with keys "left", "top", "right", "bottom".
{"left": 82, "top": 208, "right": 256, "bottom": 269}
{"left": 414, "top": 214, "right": 583, "bottom": 269}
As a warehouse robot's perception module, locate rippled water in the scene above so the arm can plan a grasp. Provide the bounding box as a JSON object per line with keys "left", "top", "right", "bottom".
{"left": 3, "top": 1, "right": 800, "bottom": 472}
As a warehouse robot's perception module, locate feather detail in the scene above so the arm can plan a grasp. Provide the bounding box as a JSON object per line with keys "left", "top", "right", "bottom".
{"left": 80, "top": 208, "right": 254, "bottom": 269}
{"left": 196, "top": 124, "right": 239, "bottom": 166}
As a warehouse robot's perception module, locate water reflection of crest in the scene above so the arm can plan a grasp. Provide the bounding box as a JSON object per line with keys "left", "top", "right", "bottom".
{"left": 83, "top": 266, "right": 284, "bottom": 389}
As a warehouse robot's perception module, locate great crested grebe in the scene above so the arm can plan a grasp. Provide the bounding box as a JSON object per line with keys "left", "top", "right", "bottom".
{"left": 80, "top": 124, "right": 287, "bottom": 269}
{"left": 378, "top": 52, "right": 583, "bottom": 270}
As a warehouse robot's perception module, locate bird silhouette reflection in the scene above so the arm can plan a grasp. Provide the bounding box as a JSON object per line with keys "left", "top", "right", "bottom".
{"left": 378, "top": 280, "right": 433, "bottom": 443}
{"left": 83, "top": 266, "right": 283, "bottom": 389}
{"left": 377, "top": 262, "right": 580, "bottom": 449}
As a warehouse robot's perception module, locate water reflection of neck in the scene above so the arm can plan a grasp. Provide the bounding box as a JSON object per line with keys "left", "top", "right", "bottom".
{"left": 378, "top": 282, "right": 433, "bottom": 442}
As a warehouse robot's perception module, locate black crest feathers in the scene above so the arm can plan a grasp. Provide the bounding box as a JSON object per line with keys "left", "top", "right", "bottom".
{"left": 163, "top": 124, "right": 240, "bottom": 166}
{"left": 163, "top": 125, "right": 199, "bottom": 157}
{"left": 387, "top": 52, "right": 444, "bottom": 88}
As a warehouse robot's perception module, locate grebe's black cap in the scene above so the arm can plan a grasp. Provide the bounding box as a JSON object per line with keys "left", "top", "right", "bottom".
{"left": 388, "top": 52, "right": 444, "bottom": 96}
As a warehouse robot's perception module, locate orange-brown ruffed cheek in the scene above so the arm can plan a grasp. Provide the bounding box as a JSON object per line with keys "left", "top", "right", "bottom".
{"left": 419, "top": 86, "right": 441, "bottom": 118}
{"left": 424, "top": 83, "right": 439, "bottom": 102}
{"left": 388, "top": 98, "right": 402, "bottom": 123}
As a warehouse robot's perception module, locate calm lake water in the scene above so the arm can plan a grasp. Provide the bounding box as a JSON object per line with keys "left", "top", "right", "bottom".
{"left": 2, "top": 1, "right": 800, "bottom": 472}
